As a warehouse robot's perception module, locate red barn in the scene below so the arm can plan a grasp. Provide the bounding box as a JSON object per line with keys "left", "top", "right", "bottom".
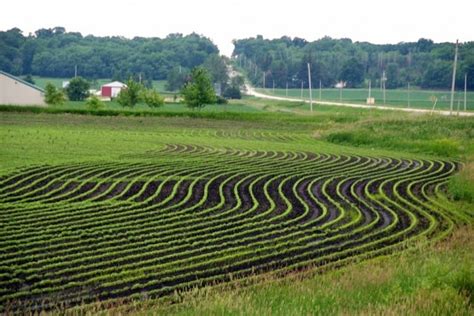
{"left": 101, "top": 81, "right": 127, "bottom": 98}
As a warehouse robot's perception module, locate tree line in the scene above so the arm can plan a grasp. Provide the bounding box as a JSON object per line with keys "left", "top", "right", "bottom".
{"left": 232, "top": 36, "right": 474, "bottom": 90}
{"left": 0, "top": 27, "right": 223, "bottom": 85}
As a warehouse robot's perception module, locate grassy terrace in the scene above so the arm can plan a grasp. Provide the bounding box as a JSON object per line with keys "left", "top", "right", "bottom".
{"left": 0, "top": 102, "right": 472, "bottom": 315}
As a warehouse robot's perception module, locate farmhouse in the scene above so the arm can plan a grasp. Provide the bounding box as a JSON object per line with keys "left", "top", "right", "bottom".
{"left": 101, "top": 81, "right": 127, "bottom": 98}
{"left": 0, "top": 70, "right": 46, "bottom": 106}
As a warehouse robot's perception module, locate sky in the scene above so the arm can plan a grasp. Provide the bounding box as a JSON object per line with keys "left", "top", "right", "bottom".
{"left": 1, "top": 0, "right": 473, "bottom": 56}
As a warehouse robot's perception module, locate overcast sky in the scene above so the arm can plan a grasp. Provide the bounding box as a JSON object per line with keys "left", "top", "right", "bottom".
{"left": 1, "top": 0, "right": 472, "bottom": 56}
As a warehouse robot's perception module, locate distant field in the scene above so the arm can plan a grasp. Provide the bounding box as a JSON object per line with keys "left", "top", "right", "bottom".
{"left": 257, "top": 87, "right": 474, "bottom": 111}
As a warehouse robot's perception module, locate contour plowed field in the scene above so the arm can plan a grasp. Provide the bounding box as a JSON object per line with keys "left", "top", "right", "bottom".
{"left": 0, "top": 144, "right": 464, "bottom": 312}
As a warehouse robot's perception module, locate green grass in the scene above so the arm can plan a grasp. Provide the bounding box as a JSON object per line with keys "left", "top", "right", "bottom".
{"left": 257, "top": 87, "right": 474, "bottom": 111}
{"left": 0, "top": 100, "right": 473, "bottom": 315}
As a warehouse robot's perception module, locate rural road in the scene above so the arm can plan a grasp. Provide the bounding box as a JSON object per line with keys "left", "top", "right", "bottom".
{"left": 244, "top": 84, "right": 474, "bottom": 117}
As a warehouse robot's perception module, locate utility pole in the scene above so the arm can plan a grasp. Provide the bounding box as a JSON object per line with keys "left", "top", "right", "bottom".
{"left": 407, "top": 82, "right": 411, "bottom": 108}
{"left": 368, "top": 80, "right": 372, "bottom": 99}
{"left": 464, "top": 74, "right": 467, "bottom": 111}
{"left": 272, "top": 80, "right": 275, "bottom": 93}
{"left": 74, "top": 65, "right": 77, "bottom": 78}
{"left": 450, "top": 39, "right": 459, "bottom": 115}
{"left": 307, "top": 63, "right": 313, "bottom": 112}
{"left": 319, "top": 80, "right": 322, "bottom": 101}
{"left": 263, "top": 72, "right": 266, "bottom": 89}
{"left": 382, "top": 71, "right": 386, "bottom": 105}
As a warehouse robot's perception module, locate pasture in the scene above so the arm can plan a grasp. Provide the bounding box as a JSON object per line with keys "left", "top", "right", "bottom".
{"left": 0, "top": 104, "right": 473, "bottom": 314}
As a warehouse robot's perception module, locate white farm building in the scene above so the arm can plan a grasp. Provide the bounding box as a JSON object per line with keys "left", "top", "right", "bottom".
{"left": 101, "top": 81, "right": 127, "bottom": 98}
{"left": 0, "top": 70, "right": 46, "bottom": 106}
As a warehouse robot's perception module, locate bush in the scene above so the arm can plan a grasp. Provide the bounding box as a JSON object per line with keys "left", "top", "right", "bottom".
{"left": 44, "top": 83, "right": 66, "bottom": 106}
{"left": 117, "top": 79, "right": 143, "bottom": 107}
{"left": 86, "top": 96, "right": 104, "bottom": 110}
{"left": 142, "top": 89, "right": 165, "bottom": 108}
{"left": 223, "top": 86, "right": 241, "bottom": 99}
{"left": 216, "top": 96, "right": 228, "bottom": 104}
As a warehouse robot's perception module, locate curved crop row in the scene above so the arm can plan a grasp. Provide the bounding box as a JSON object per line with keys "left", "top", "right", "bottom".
{"left": 0, "top": 144, "right": 467, "bottom": 313}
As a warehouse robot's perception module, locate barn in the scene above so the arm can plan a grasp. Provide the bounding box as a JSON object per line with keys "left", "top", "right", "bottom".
{"left": 0, "top": 70, "right": 46, "bottom": 106}
{"left": 101, "top": 81, "right": 127, "bottom": 98}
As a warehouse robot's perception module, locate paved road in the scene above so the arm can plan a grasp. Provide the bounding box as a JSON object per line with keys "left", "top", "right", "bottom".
{"left": 245, "top": 84, "right": 474, "bottom": 117}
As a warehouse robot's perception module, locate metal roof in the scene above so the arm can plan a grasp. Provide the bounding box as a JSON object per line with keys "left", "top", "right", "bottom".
{"left": 0, "top": 70, "right": 45, "bottom": 93}
{"left": 102, "top": 81, "right": 127, "bottom": 88}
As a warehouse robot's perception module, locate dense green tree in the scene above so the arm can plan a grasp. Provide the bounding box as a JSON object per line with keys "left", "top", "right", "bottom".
{"left": 203, "top": 54, "right": 229, "bottom": 88}
{"left": 422, "top": 61, "right": 451, "bottom": 89}
{"left": 44, "top": 83, "right": 65, "bottom": 105}
{"left": 166, "top": 67, "right": 188, "bottom": 91}
{"left": 65, "top": 77, "right": 90, "bottom": 101}
{"left": 181, "top": 67, "right": 216, "bottom": 109}
{"left": 223, "top": 86, "right": 241, "bottom": 99}
{"left": 0, "top": 27, "right": 221, "bottom": 80}
{"left": 223, "top": 75, "right": 244, "bottom": 99}
{"left": 386, "top": 63, "right": 400, "bottom": 89}
{"left": 232, "top": 36, "right": 474, "bottom": 90}
{"left": 339, "top": 58, "right": 365, "bottom": 88}
{"left": 116, "top": 79, "right": 143, "bottom": 107}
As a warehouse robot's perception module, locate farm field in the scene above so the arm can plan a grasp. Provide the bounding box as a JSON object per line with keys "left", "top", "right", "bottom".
{"left": 256, "top": 87, "right": 474, "bottom": 111}
{"left": 0, "top": 105, "right": 473, "bottom": 314}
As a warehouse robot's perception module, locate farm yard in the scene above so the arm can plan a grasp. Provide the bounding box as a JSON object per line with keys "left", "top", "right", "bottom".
{"left": 0, "top": 106, "right": 473, "bottom": 314}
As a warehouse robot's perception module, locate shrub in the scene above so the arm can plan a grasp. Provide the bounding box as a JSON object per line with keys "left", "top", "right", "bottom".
{"left": 44, "top": 83, "right": 66, "bottom": 106}
{"left": 86, "top": 96, "right": 104, "bottom": 110}
{"left": 216, "top": 96, "right": 228, "bottom": 104}
{"left": 117, "top": 79, "right": 143, "bottom": 107}
{"left": 142, "top": 89, "right": 165, "bottom": 108}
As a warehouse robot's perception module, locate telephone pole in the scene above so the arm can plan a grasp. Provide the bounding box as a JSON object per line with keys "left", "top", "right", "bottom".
{"left": 307, "top": 63, "right": 313, "bottom": 112}
{"left": 263, "top": 72, "right": 266, "bottom": 89}
{"left": 368, "top": 80, "right": 371, "bottom": 99}
{"left": 464, "top": 74, "right": 467, "bottom": 111}
{"left": 450, "top": 40, "right": 459, "bottom": 115}
{"left": 382, "top": 71, "right": 386, "bottom": 105}
{"left": 74, "top": 65, "right": 77, "bottom": 78}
